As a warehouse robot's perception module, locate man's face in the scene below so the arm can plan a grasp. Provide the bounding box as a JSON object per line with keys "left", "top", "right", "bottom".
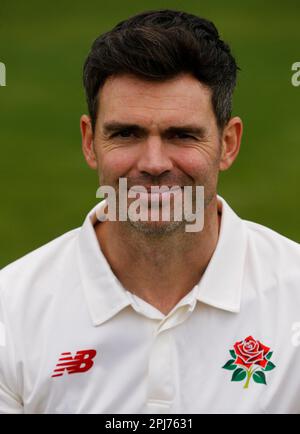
{"left": 81, "top": 72, "right": 240, "bottom": 235}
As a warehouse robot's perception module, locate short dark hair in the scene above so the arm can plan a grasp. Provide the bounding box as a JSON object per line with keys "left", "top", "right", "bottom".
{"left": 83, "top": 9, "right": 240, "bottom": 132}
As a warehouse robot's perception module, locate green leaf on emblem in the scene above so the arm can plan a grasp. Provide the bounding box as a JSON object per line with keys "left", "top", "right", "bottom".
{"left": 266, "top": 351, "right": 273, "bottom": 360}
{"left": 231, "top": 368, "right": 247, "bottom": 382}
{"left": 222, "top": 359, "right": 237, "bottom": 370}
{"left": 253, "top": 371, "right": 267, "bottom": 384}
{"left": 264, "top": 361, "right": 276, "bottom": 371}
{"left": 229, "top": 349, "right": 236, "bottom": 359}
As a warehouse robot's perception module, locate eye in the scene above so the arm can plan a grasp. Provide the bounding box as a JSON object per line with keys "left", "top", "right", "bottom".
{"left": 112, "top": 129, "right": 135, "bottom": 138}
{"left": 174, "top": 132, "right": 195, "bottom": 140}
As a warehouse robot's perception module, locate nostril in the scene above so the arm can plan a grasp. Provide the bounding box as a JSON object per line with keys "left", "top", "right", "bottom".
{"left": 136, "top": 157, "right": 173, "bottom": 177}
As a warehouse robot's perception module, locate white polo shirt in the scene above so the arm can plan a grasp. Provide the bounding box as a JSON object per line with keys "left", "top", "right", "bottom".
{"left": 1, "top": 195, "right": 300, "bottom": 414}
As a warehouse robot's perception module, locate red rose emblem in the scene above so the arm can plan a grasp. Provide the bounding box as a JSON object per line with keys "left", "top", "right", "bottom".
{"left": 223, "top": 336, "right": 276, "bottom": 388}
{"left": 233, "top": 335, "right": 270, "bottom": 369}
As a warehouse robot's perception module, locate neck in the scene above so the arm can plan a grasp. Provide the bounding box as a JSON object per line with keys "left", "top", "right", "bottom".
{"left": 95, "top": 195, "right": 221, "bottom": 315}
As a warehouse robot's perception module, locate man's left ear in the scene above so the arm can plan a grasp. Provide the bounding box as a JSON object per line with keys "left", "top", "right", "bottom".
{"left": 219, "top": 116, "right": 243, "bottom": 171}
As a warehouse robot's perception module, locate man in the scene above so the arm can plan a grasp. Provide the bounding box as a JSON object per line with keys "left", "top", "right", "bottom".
{"left": 0, "top": 9, "right": 300, "bottom": 414}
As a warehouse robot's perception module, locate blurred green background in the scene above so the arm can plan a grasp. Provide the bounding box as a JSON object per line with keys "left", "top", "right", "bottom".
{"left": 0, "top": 0, "right": 299, "bottom": 267}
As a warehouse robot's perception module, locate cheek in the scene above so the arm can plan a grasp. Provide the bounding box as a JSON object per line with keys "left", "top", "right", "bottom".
{"left": 99, "top": 149, "right": 136, "bottom": 183}
{"left": 174, "top": 149, "right": 218, "bottom": 182}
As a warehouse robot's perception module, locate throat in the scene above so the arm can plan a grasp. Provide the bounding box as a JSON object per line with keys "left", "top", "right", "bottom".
{"left": 94, "top": 201, "right": 221, "bottom": 314}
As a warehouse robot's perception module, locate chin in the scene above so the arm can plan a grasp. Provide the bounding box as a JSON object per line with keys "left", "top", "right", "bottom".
{"left": 127, "top": 219, "right": 184, "bottom": 237}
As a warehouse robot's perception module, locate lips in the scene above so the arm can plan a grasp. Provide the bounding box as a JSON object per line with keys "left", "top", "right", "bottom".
{"left": 129, "top": 186, "right": 183, "bottom": 193}
{"left": 128, "top": 186, "right": 183, "bottom": 203}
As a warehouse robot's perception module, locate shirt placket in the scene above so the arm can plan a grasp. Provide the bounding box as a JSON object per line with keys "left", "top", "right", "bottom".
{"left": 146, "top": 302, "right": 196, "bottom": 413}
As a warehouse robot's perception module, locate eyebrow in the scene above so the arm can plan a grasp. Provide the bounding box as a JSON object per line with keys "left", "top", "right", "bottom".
{"left": 102, "top": 121, "right": 208, "bottom": 138}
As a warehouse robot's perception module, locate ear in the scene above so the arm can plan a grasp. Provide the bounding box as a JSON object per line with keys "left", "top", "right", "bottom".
{"left": 219, "top": 116, "right": 243, "bottom": 171}
{"left": 80, "top": 114, "right": 98, "bottom": 170}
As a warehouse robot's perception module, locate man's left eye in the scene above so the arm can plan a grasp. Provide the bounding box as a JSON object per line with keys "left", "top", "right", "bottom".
{"left": 175, "top": 133, "right": 195, "bottom": 139}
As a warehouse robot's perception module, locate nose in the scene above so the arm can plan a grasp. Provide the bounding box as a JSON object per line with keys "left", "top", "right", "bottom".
{"left": 136, "top": 136, "right": 173, "bottom": 177}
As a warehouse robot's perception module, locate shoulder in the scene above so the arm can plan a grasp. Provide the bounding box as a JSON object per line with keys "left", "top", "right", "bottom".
{"left": 0, "top": 228, "right": 80, "bottom": 302}
{"left": 244, "top": 219, "right": 300, "bottom": 264}
{"left": 242, "top": 218, "right": 300, "bottom": 294}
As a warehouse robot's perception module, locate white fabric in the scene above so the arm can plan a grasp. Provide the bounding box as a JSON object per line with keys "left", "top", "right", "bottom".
{"left": 0, "top": 195, "right": 300, "bottom": 414}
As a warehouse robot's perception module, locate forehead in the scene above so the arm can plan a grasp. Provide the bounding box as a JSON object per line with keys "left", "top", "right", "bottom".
{"left": 97, "top": 73, "right": 214, "bottom": 127}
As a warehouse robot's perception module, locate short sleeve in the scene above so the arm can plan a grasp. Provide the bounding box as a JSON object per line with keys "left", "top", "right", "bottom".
{"left": 0, "top": 289, "right": 23, "bottom": 414}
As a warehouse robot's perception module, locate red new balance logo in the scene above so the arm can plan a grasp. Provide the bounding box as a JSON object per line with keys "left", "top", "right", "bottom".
{"left": 51, "top": 349, "right": 97, "bottom": 377}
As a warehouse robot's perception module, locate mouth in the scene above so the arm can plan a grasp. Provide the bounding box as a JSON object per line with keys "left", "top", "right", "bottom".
{"left": 128, "top": 186, "right": 183, "bottom": 203}
{"left": 129, "top": 186, "right": 183, "bottom": 193}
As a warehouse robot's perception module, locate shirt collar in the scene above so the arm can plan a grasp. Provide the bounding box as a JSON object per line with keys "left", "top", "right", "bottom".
{"left": 77, "top": 194, "right": 247, "bottom": 326}
{"left": 195, "top": 196, "right": 247, "bottom": 313}
{"left": 77, "top": 201, "right": 131, "bottom": 326}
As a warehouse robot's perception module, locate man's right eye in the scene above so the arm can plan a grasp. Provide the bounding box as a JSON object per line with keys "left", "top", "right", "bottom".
{"left": 112, "top": 129, "right": 134, "bottom": 138}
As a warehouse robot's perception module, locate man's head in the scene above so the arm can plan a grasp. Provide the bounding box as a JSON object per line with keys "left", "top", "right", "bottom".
{"left": 80, "top": 9, "right": 243, "bottom": 236}
{"left": 83, "top": 9, "right": 240, "bottom": 133}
